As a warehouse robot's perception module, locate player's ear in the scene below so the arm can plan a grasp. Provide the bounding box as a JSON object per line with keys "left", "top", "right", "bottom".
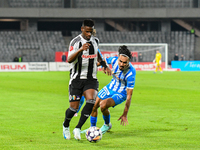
{"left": 81, "top": 26, "right": 84, "bottom": 32}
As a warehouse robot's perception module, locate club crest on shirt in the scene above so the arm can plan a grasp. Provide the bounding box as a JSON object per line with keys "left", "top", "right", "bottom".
{"left": 69, "top": 46, "right": 73, "bottom": 51}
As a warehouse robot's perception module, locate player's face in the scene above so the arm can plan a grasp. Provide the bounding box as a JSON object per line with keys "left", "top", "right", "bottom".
{"left": 81, "top": 26, "right": 93, "bottom": 40}
{"left": 118, "top": 55, "right": 129, "bottom": 70}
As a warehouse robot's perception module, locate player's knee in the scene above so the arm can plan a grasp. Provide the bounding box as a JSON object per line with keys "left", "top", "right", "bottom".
{"left": 100, "top": 101, "right": 107, "bottom": 112}
{"left": 70, "top": 101, "right": 80, "bottom": 110}
{"left": 92, "top": 103, "right": 99, "bottom": 112}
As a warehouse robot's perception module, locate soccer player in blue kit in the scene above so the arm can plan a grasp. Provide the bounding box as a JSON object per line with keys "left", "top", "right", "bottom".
{"left": 84, "top": 45, "right": 136, "bottom": 134}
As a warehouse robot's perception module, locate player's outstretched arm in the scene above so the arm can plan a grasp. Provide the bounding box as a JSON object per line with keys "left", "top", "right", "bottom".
{"left": 97, "top": 51, "right": 111, "bottom": 76}
{"left": 102, "top": 66, "right": 111, "bottom": 76}
{"left": 118, "top": 88, "right": 133, "bottom": 126}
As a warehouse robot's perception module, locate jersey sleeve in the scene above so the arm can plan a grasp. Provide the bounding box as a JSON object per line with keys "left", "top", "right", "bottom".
{"left": 126, "top": 68, "right": 136, "bottom": 89}
{"left": 94, "top": 37, "right": 99, "bottom": 46}
{"left": 105, "top": 56, "right": 118, "bottom": 65}
{"left": 68, "top": 40, "right": 79, "bottom": 58}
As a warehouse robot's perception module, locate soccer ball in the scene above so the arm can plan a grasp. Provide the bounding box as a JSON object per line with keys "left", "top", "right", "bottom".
{"left": 85, "top": 126, "right": 102, "bottom": 142}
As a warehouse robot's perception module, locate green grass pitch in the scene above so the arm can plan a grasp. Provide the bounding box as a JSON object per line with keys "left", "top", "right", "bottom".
{"left": 0, "top": 71, "right": 200, "bottom": 150}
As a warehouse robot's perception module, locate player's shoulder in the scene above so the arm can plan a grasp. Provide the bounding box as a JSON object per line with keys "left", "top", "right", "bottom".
{"left": 129, "top": 63, "right": 136, "bottom": 75}
{"left": 91, "top": 36, "right": 99, "bottom": 45}
{"left": 111, "top": 56, "right": 118, "bottom": 61}
{"left": 106, "top": 56, "right": 118, "bottom": 64}
{"left": 111, "top": 56, "right": 118, "bottom": 63}
{"left": 70, "top": 34, "right": 82, "bottom": 46}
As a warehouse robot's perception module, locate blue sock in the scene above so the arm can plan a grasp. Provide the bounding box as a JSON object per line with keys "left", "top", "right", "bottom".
{"left": 77, "top": 96, "right": 85, "bottom": 113}
{"left": 103, "top": 114, "right": 110, "bottom": 125}
{"left": 90, "top": 116, "right": 97, "bottom": 127}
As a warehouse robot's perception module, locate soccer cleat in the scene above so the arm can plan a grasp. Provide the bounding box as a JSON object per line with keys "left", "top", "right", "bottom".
{"left": 73, "top": 128, "right": 81, "bottom": 140}
{"left": 63, "top": 126, "right": 70, "bottom": 140}
{"left": 100, "top": 123, "right": 112, "bottom": 134}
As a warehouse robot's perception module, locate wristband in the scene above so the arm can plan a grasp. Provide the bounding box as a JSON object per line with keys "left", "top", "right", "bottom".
{"left": 100, "top": 61, "right": 107, "bottom": 69}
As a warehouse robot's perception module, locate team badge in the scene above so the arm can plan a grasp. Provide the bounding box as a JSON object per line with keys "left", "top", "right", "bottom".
{"left": 69, "top": 46, "right": 73, "bottom": 51}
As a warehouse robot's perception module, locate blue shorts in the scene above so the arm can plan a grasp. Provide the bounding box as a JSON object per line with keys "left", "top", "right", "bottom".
{"left": 97, "top": 85, "right": 127, "bottom": 107}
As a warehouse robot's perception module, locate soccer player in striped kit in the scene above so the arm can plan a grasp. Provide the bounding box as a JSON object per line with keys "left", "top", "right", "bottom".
{"left": 63, "top": 19, "right": 111, "bottom": 140}
{"left": 88, "top": 45, "right": 136, "bottom": 134}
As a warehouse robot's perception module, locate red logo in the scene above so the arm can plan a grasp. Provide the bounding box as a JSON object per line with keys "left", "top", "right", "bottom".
{"left": 82, "top": 54, "right": 97, "bottom": 59}
{"left": 69, "top": 46, "right": 73, "bottom": 51}
{"left": 1, "top": 65, "right": 26, "bottom": 70}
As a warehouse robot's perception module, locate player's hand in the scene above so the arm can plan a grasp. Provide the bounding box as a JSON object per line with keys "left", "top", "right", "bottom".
{"left": 103, "top": 67, "right": 111, "bottom": 76}
{"left": 81, "top": 43, "right": 90, "bottom": 51}
{"left": 153, "top": 59, "right": 155, "bottom": 63}
{"left": 118, "top": 115, "right": 128, "bottom": 126}
{"left": 159, "top": 60, "right": 161, "bottom": 64}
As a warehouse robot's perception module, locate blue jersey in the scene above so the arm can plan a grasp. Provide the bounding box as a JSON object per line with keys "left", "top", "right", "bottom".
{"left": 106, "top": 56, "right": 136, "bottom": 95}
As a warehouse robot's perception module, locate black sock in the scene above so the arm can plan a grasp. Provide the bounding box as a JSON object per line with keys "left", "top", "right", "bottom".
{"left": 76, "top": 100, "right": 95, "bottom": 129}
{"left": 63, "top": 107, "right": 77, "bottom": 128}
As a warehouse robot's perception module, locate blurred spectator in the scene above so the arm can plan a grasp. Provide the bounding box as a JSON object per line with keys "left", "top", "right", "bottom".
{"left": 138, "top": 53, "right": 143, "bottom": 62}
{"left": 180, "top": 54, "right": 185, "bottom": 61}
{"left": 132, "top": 54, "right": 138, "bottom": 62}
{"left": 19, "top": 55, "right": 23, "bottom": 62}
{"left": 174, "top": 53, "right": 179, "bottom": 61}
{"left": 189, "top": 55, "right": 193, "bottom": 60}
{"left": 13, "top": 56, "right": 19, "bottom": 62}
{"left": 43, "top": 56, "right": 47, "bottom": 62}
{"left": 62, "top": 52, "right": 67, "bottom": 62}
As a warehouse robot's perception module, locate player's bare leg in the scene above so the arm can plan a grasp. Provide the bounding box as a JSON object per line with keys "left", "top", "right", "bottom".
{"left": 99, "top": 98, "right": 115, "bottom": 134}
{"left": 91, "top": 97, "right": 101, "bottom": 117}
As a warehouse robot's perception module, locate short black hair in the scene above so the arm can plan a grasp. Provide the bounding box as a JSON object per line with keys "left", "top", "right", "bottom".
{"left": 82, "top": 19, "right": 94, "bottom": 27}
{"left": 118, "top": 45, "right": 132, "bottom": 60}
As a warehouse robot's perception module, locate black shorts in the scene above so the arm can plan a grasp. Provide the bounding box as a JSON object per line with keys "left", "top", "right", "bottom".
{"left": 69, "top": 79, "right": 99, "bottom": 102}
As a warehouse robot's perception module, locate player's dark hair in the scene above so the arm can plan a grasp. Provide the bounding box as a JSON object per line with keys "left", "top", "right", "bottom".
{"left": 118, "top": 45, "right": 132, "bottom": 60}
{"left": 82, "top": 19, "right": 94, "bottom": 27}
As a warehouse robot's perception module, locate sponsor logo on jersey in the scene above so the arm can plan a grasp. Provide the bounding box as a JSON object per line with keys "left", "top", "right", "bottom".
{"left": 82, "top": 54, "right": 97, "bottom": 59}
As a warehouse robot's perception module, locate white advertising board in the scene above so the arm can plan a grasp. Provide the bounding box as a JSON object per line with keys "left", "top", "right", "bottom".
{"left": 0, "top": 62, "right": 48, "bottom": 72}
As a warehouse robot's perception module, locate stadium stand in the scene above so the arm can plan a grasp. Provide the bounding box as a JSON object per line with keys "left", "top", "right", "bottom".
{"left": 0, "top": 31, "right": 67, "bottom": 62}
{"left": 75, "top": 0, "right": 194, "bottom": 8}
{"left": 139, "top": 0, "right": 193, "bottom": 8}
{"left": 0, "top": 0, "right": 199, "bottom": 62}
{"left": 72, "top": 31, "right": 195, "bottom": 62}
{"left": 75, "top": 0, "right": 130, "bottom": 8}
{"left": 4, "top": 0, "right": 198, "bottom": 8}
{"left": 8, "top": 0, "right": 63, "bottom": 8}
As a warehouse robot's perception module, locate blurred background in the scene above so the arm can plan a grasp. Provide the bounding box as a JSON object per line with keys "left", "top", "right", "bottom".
{"left": 0, "top": 0, "right": 200, "bottom": 65}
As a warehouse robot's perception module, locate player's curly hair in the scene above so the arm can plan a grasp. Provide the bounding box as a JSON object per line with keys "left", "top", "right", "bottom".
{"left": 118, "top": 45, "right": 132, "bottom": 60}
{"left": 82, "top": 19, "right": 94, "bottom": 27}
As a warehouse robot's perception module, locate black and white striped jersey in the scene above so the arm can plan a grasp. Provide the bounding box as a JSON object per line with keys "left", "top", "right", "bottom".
{"left": 68, "top": 34, "right": 99, "bottom": 84}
